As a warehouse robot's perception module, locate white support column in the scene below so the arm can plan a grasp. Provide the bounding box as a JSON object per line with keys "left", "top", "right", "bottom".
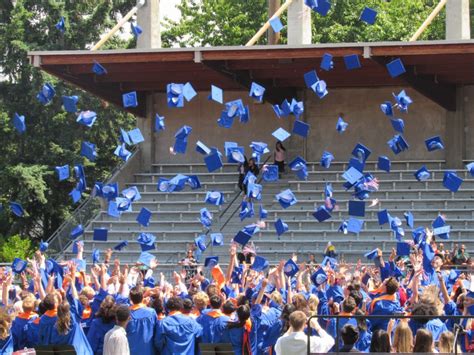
{"left": 287, "top": 0, "right": 312, "bottom": 45}
{"left": 446, "top": 0, "right": 470, "bottom": 40}
{"left": 136, "top": 0, "right": 161, "bottom": 49}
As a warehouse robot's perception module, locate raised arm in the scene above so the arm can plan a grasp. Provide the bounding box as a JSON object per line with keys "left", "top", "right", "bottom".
{"left": 438, "top": 272, "right": 450, "bottom": 305}
{"left": 255, "top": 278, "right": 268, "bottom": 305}
{"left": 225, "top": 244, "right": 237, "bottom": 284}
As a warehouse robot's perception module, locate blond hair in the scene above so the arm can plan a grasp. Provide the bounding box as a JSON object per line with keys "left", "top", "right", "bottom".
{"left": 193, "top": 292, "right": 209, "bottom": 311}
{"left": 393, "top": 321, "right": 413, "bottom": 353}
{"left": 439, "top": 331, "right": 457, "bottom": 353}
{"left": 22, "top": 294, "right": 36, "bottom": 312}
{"left": 308, "top": 294, "right": 319, "bottom": 316}
{"left": 0, "top": 309, "right": 12, "bottom": 340}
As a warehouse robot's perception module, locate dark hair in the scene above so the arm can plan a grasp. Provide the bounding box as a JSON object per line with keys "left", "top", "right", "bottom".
{"left": 228, "top": 305, "right": 250, "bottom": 329}
{"left": 43, "top": 294, "right": 56, "bottom": 311}
{"left": 276, "top": 141, "right": 286, "bottom": 151}
{"left": 349, "top": 289, "right": 363, "bottom": 307}
{"left": 182, "top": 298, "right": 193, "bottom": 314}
{"left": 206, "top": 284, "right": 218, "bottom": 298}
{"left": 166, "top": 297, "right": 183, "bottom": 312}
{"left": 56, "top": 302, "right": 71, "bottom": 335}
{"left": 129, "top": 286, "right": 144, "bottom": 305}
{"left": 354, "top": 309, "right": 367, "bottom": 332}
{"left": 37, "top": 301, "right": 47, "bottom": 316}
{"left": 151, "top": 296, "right": 165, "bottom": 316}
{"left": 413, "top": 328, "right": 433, "bottom": 352}
{"left": 236, "top": 294, "right": 249, "bottom": 307}
{"left": 96, "top": 296, "right": 116, "bottom": 324}
{"left": 210, "top": 295, "right": 222, "bottom": 309}
{"left": 280, "top": 303, "right": 296, "bottom": 335}
{"left": 222, "top": 300, "right": 236, "bottom": 315}
{"left": 341, "top": 324, "right": 359, "bottom": 346}
{"left": 385, "top": 277, "right": 399, "bottom": 295}
{"left": 411, "top": 301, "right": 438, "bottom": 324}
{"left": 342, "top": 296, "right": 356, "bottom": 313}
{"left": 115, "top": 305, "right": 130, "bottom": 323}
{"left": 370, "top": 329, "right": 391, "bottom": 353}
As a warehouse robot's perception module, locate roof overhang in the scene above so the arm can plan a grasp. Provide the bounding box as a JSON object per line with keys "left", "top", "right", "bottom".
{"left": 28, "top": 40, "right": 474, "bottom": 116}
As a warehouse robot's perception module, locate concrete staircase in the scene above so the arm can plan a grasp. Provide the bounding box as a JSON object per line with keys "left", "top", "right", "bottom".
{"left": 73, "top": 160, "right": 474, "bottom": 271}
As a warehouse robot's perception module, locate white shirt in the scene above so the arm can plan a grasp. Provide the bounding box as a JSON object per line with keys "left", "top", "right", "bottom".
{"left": 275, "top": 328, "right": 335, "bottom": 355}
{"left": 103, "top": 325, "right": 130, "bottom": 355}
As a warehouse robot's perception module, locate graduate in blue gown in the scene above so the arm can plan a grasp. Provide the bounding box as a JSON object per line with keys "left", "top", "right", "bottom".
{"left": 155, "top": 296, "right": 203, "bottom": 355}
{"left": 0, "top": 308, "right": 14, "bottom": 355}
{"left": 196, "top": 294, "right": 229, "bottom": 343}
{"left": 86, "top": 295, "right": 116, "bottom": 355}
{"left": 368, "top": 277, "right": 402, "bottom": 332}
{"left": 223, "top": 304, "right": 257, "bottom": 355}
{"left": 11, "top": 294, "right": 37, "bottom": 351}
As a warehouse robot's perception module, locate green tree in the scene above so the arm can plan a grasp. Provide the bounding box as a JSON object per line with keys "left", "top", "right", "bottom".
{"left": 0, "top": 234, "right": 33, "bottom": 262}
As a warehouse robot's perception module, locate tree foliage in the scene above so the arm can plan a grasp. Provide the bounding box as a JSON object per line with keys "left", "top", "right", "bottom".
{"left": 0, "top": 234, "right": 33, "bottom": 262}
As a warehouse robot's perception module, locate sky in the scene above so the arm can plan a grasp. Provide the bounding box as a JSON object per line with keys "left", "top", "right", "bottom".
{"left": 161, "top": 0, "right": 182, "bottom": 22}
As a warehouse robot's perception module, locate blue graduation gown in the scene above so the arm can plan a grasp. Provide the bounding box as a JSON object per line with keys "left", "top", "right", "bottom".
{"left": 368, "top": 294, "right": 402, "bottom": 332}
{"left": 355, "top": 330, "right": 372, "bottom": 353}
{"left": 196, "top": 310, "right": 229, "bottom": 343}
{"left": 327, "top": 315, "right": 357, "bottom": 349}
{"left": 11, "top": 312, "right": 37, "bottom": 350}
{"left": 86, "top": 318, "right": 114, "bottom": 355}
{"left": 261, "top": 319, "right": 283, "bottom": 354}
{"left": 24, "top": 317, "right": 40, "bottom": 348}
{"left": 250, "top": 304, "right": 281, "bottom": 354}
{"left": 155, "top": 312, "right": 202, "bottom": 355}
{"left": 0, "top": 335, "right": 13, "bottom": 355}
{"left": 126, "top": 305, "right": 157, "bottom": 355}
{"left": 409, "top": 318, "right": 447, "bottom": 342}
{"left": 222, "top": 322, "right": 257, "bottom": 355}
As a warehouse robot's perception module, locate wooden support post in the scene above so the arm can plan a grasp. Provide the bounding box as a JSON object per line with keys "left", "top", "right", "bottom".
{"left": 409, "top": 0, "right": 447, "bottom": 42}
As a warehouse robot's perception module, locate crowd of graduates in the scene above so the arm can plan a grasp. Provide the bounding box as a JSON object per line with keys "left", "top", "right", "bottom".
{"left": 0, "top": 231, "right": 472, "bottom": 355}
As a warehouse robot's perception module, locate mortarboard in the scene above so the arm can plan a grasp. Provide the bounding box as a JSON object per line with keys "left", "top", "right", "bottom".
{"left": 243, "top": 224, "right": 260, "bottom": 236}
{"left": 313, "top": 206, "right": 332, "bottom": 222}
{"left": 137, "top": 232, "right": 156, "bottom": 251}
{"left": 55, "top": 16, "right": 65, "bottom": 32}
{"left": 311, "top": 268, "right": 328, "bottom": 287}
{"left": 205, "top": 256, "right": 219, "bottom": 268}
{"left": 311, "top": 79, "right": 328, "bottom": 99}
{"left": 443, "top": 171, "right": 463, "bottom": 192}
{"left": 342, "top": 167, "right": 364, "bottom": 185}
{"left": 262, "top": 165, "right": 279, "bottom": 182}
{"left": 466, "top": 162, "right": 474, "bottom": 177}
{"left": 434, "top": 225, "right": 450, "bottom": 239}
{"left": 425, "top": 136, "right": 445, "bottom": 152}
{"left": 92, "top": 249, "right": 100, "bottom": 264}
{"left": 209, "top": 85, "right": 223, "bottom": 104}
{"left": 81, "top": 141, "right": 97, "bottom": 162}
{"left": 387, "top": 134, "right": 409, "bottom": 155}
{"left": 378, "top": 156, "right": 391, "bottom": 172}
{"left": 290, "top": 99, "right": 305, "bottom": 118}
{"left": 69, "top": 188, "right": 82, "bottom": 204}
{"left": 39, "top": 240, "right": 49, "bottom": 253}
{"left": 249, "top": 82, "right": 265, "bottom": 102}
{"left": 393, "top": 90, "right": 413, "bottom": 112}
{"left": 173, "top": 125, "right": 192, "bottom": 153}
{"left": 92, "top": 61, "right": 107, "bottom": 75}
{"left": 211, "top": 233, "right": 224, "bottom": 246}
{"left": 348, "top": 157, "right": 364, "bottom": 173}
{"left": 62, "top": 95, "right": 79, "bottom": 113}
{"left": 250, "top": 141, "right": 269, "bottom": 156}
{"left": 167, "top": 83, "right": 184, "bottom": 108}
{"left": 344, "top": 54, "right": 361, "bottom": 70}
{"left": 304, "top": 70, "right": 318, "bottom": 88}
{"left": 380, "top": 101, "right": 393, "bottom": 116}
{"left": 336, "top": 116, "right": 348, "bottom": 133}
{"left": 233, "top": 230, "right": 252, "bottom": 246}
{"left": 412, "top": 227, "right": 426, "bottom": 245}
{"left": 378, "top": 209, "right": 390, "bottom": 225}
{"left": 272, "top": 127, "right": 291, "bottom": 142}
{"left": 72, "top": 258, "right": 86, "bottom": 272}
{"left": 195, "top": 234, "right": 207, "bottom": 252}
{"left": 70, "top": 225, "right": 84, "bottom": 239}
{"left": 251, "top": 256, "right": 269, "bottom": 272}
{"left": 239, "top": 201, "right": 254, "bottom": 221}
{"left": 347, "top": 217, "right": 364, "bottom": 234}
{"left": 115, "top": 197, "right": 132, "bottom": 212}
{"left": 36, "top": 83, "right": 56, "bottom": 105}
{"left": 308, "top": 0, "right": 331, "bottom": 16}
{"left": 138, "top": 252, "right": 155, "bottom": 268}
{"left": 199, "top": 207, "right": 213, "bottom": 228}
{"left": 259, "top": 205, "right": 268, "bottom": 219}
{"left": 120, "top": 128, "right": 132, "bottom": 145}
{"left": 127, "top": 128, "right": 144, "bottom": 145}
{"left": 55, "top": 165, "right": 69, "bottom": 181}
{"left": 12, "top": 258, "right": 28, "bottom": 274}
{"left": 386, "top": 58, "right": 406, "bottom": 78}
{"left": 289, "top": 156, "right": 308, "bottom": 180}
{"left": 122, "top": 186, "right": 141, "bottom": 202}
{"left": 196, "top": 141, "right": 211, "bottom": 155}
{"left": 155, "top": 113, "right": 165, "bottom": 131}
{"left": 100, "top": 182, "right": 119, "bottom": 201}
{"left": 204, "top": 152, "right": 223, "bottom": 172}
{"left": 322, "top": 256, "right": 337, "bottom": 269}
{"left": 269, "top": 16, "right": 284, "bottom": 33}
{"left": 114, "top": 240, "right": 128, "bottom": 251}
{"left": 275, "top": 189, "right": 297, "bottom": 209}
{"left": 321, "top": 53, "right": 334, "bottom": 71}
{"left": 284, "top": 258, "right": 299, "bottom": 278}
{"left": 136, "top": 207, "right": 152, "bottom": 227}
{"left": 93, "top": 228, "right": 108, "bottom": 241}
{"left": 227, "top": 146, "right": 245, "bottom": 164}
{"left": 247, "top": 183, "right": 262, "bottom": 200}
{"left": 414, "top": 166, "right": 431, "bottom": 181}
{"left": 187, "top": 175, "right": 201, "bottom": 190}
{"left": 348, "top": 200, "right": 365, "bottom": 217}
{"left": 360, "top": 6, "right": 377, "bottom": 25}
{"left": 205, "top": 191, "right": 225, "bottom": 205}
{"left": 9, "top": 202, "right": 24, "bottom": 217}
{"left": 12, "top": 113, "right": 26, "bottom": 134}
{"left": 352, "top": 143, "right": 371, "bottom": 162}
{"left": 320, "top": 151, "right": 335, "bottom": 169}
{"left": 364, "top": 249, "right": 378, "bottom": 260}
{"left": 77, "top": 111, "right": 97, "bottom": 128}
{"left": 122, "top": 91, "right": 138, "bottom": 108}
{"left": 404, "top": 211, "right": 414, "bottom": 228}
{"left": 274, "top": 218, "right": 289, "bottom": 236}
{"left": 183, "top": 82, "right": 197, "bottom": 102}
{"left": 390, "top": 118, "right": 405, "bottom": 133}
{"left": 292, "top": 120, "right": 310, "bottom": 138}
{"left": 131, "top": 22, "right": 142, "bottom": 37}
{"left": 107, "top": 201, "right": 121, "bottom": 218}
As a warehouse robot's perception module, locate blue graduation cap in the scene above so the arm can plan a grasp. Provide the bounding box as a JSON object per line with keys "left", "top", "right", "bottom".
{"left": 115, "top": 197, "right": 132, "bottom": 212}
{"left": 393, "top": 90, "right": 413, "bottom": 112}
{"left": 131, "top": 22, "right": 142, "bottom": 37}
{"left": 347, "top": 217, "right": 364, "bottom": 234}
{"left": 247, "top": 183, "right": 263, "bottom": 200}
{"left": 284, "top": 259, "right": 299, "bottom": 278}
{"left": 137, "top": 232, "right": 156, "bottom": 251}
{"left": 344, "top": 54, "right": 361, "bottom": 70}
{"left": 155, "top": 113, "right": 165, "bottom": 131}
{"left": 12, "top": 258, "right": 28, "bottom": 274}
{"left": 348, "top": 200, "right": 365, "bottom": 217}
{"left": 121, "top": 92, "right": 137, "bottom": 109}
{"left": 307, "top": 0, "right": 331, "bottom": 16}
{"left": 274, "top": 218, "right": 289, "bottom": 236}
{"left": 204, "top": 152, "right": 223, "bottom": 172}
{"left": 272, "top": 127, "right": 291, "bottom": 142}
{"left": 320, "top": 151, "right": 335, "bottom": 169}
{"left": 378, "top": 209, "right": 390, "bottom": 225}
{"left": 259, "top": 205, "right": 268, "bottom": 219}
{"left": 81, "top": 141, "right": 97, "bottom": 162}
{"left": 414, "top": 166, "right": 431, "bottom": 181}
{"left": 55, "top": 16, "right": 66, "bottom": 32}
{"left": 412, "top": 227, "right": 426, "bottom": 245}
{"left": 466, "top": 162, "right": 474, "bottom": 177}
{"left": 352, "top": 143, "right": 371, "bottom": 162}
{"left": 187, "top": 175, "right": 201, "bottom": 190}
{"left": 101, "top": 182, "right": 119, "bottom": 201}
{"left": 233, "top": 230, "right": 252, "bottom": 246}
{"left": 348, "top": 157, "right": 364, "bottom": 173}
{"left": 239, "top": 201, "right": 254, "bottom": 221}
{"left": 9, "top": 202, "right": 24, "bottom": 217}
{"left": 107, "top": 201, "right": 121, "bottom": 218}
{"left": 136, "top": 207, "right": 152, "bottom": 227}
{"left": 209, "top": 85, "right": 223, "bottom": 104}
{"left": 196, "top": 141, "right": 211, "bottom": 155}
{"left": 360, "top": 6, "right": 377, "bottom": 25}
{"left": 250, "top": 141, "right": 269, "bottom": 156}
{"left": 39, "top": 240, "right": 49, "bottom": 253}
{"left": 443, "top": 171, "right": 463, "bottom": 192}
{"left": 173, "top": 125, "right": 192, "bottom": 154}
{"left": 195, "top": 234, "right": 207, "bottom": 252}
{"left": 434, "top": 225, "right": 451, "bottom": 240}
{"left": 380, "top": 101, "right": 393, "bottom": 116}
{"left": 342, "top": 167, "right": 364, "bottom": 185}
{"left": 12, "top": 113, "right": 26, "bottom": 134}
{"left": 313, "top": 206, "right": 332, "bottom": 222}
{"left": 386, "top": 58, "right": 406, "bottom": 78}
{"left": 262, "top": 165, "right": 279, "bottom": 182}
{"left": 138, "top": 252, "right": 155, "bottom": 268}
{"left": 292, "top": 120, "right": 310, "bottom": 138}
{"left": 336, "top": 116, "right": 348, "bottom": 133}
{"left": 249, "top": 82, "right": 265, "bottom": 102}
{"left": 204, "top": 256, "right": 219, "bottom": 268}
{"left": 199, "top": 208, "right": 213, "bottom": 228}
{"left": 36, "top": 83, "right": 56, "bottom": 105}
{"left": 387, "top": 134, "right": 409, "bottom": 155}
{"left": 167, "top": 83, "right": 185, "bottom": 108}
{"left": 92, "top": 249, "right": 100, "bottom": 264}
{"left": 114, "top": 144, "right": 132, "bottom": 161}
{"left": 77, "top": 110, "right": 97, "bottom": 128}
{"left": 304, "top": 70, "right": 318, "bottom": 88}
{"left": 404, "top": 211, "right": 414, "bottom": 229}
{"left": 92, "top": 61, "right": 107, "bottom": 75}
{"left": 289, "top": 156, "right": 308, "bottom": 180}
{"left": 364, "top": 248, "right": 379, "bottom": 260}
{"left": 311, "top": 268, "right": 328, "bottom": 287}
{"left": 127, "top": 128, "right": 144, "bottom": 145}
{"left": 275, "top": 189, "right": 297, "bottom": 209}
{"left": 321, "top": 53, "right": 334, "bottom": 71}
{"left": 93, "top": 228, "right": 108, "bottom": 241}
{"left": 311, "top": 79, "right": 328, "bottom": 99}
{"left": 425, "top": 136, "right": 445, "bottom": 152}
{"left": 183, "top": 82, "right": 197, "bottom": 102}
{"left": 378, "top": 156, "right": 391, "bottom": 172}
{"left": 114, "top": 240, "right": 128, "bottom": 251}
{"left": 205, "top": 191, "right": 225, "bottom": 205}
{"left": 62, "top": 95, "right": 79, "bottom": 113}
{"left": 70, "top": 225, "right": 83, "bottom": 239}
{"left": 69, "top": 188, "right": 81, "bottom": 204}
{"left": 251, "top": 256, "right": 269, "bottom": 272}
{"left": 55, "top": 165, "right": 69, "bottom": 181}
{"left": 211, "top": 233, "right": 224, "bottom": 246}
{"left": 390, "top": 118, "right": 405, "bottom": 134}
{"left": 269, "top": 16, "right": 284, "bottom": 33}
